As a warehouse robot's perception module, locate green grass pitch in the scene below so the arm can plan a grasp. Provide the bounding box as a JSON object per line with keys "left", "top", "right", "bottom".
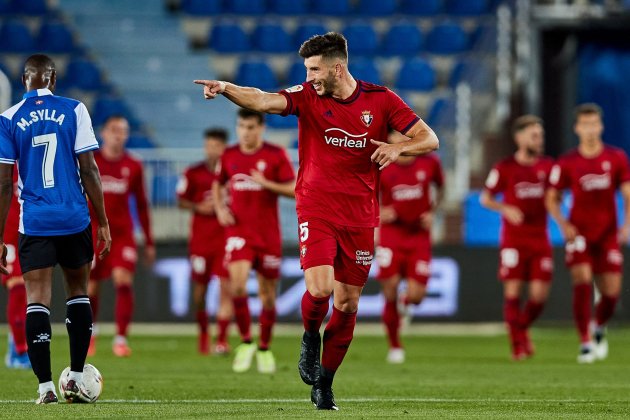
{"left": 0, "top": 326, "right": 629, "bottom": 418}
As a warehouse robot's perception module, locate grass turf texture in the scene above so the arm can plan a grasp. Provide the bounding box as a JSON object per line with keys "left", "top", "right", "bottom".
{"left": 0, "top": 327, "right": 629, "bottom": 418}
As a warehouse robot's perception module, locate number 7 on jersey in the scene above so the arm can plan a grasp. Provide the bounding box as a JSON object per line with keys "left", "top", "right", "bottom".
{"left": 32, "top": 133, "right": 57, "bottom": 188}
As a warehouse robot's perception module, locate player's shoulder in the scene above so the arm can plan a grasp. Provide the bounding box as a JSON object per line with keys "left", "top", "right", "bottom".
{"left": 494, "top": 155, "right": 517, "bottom": 170}
{"left": 282, "top": 82, "right": 313, "bottom": 96}
{"left": 358, "top": 80, "right": 389, "bottom": 94}
{"left": 558, "top": 148, "right": 580, "bottom": 163}
{"left": 0, "top": 99, "right": 26, "bottom": 120}
{"left": 538, "top": 155, "right": 555, "bottom": 168}
{"left": 262, "top": 142, "right": 287, "bottom": 154}
{"left": 188, "top": 161, "right": 207, "bottom": 172}
{"left": 223, "top": 144, "right": 240, "bottom": 156}
{"left": 604, "top": 145, "right": 629, "bottom": 159}
{"left": 123, "top": 151, "right": 144, "bottom": 167}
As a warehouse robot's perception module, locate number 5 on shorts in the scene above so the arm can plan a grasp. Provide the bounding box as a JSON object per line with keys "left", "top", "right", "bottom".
{"left": 299, "top": 222, "right": 309, "bottom": 242}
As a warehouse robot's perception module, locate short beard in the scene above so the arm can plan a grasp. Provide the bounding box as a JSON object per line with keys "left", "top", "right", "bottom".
{"left": 525, "top": 147, "right": 540, "bottom": 157}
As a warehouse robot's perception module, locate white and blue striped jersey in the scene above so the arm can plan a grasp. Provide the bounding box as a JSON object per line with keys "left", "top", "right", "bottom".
{"left": 0, "top": 88, "right": 99, "bottom": 236}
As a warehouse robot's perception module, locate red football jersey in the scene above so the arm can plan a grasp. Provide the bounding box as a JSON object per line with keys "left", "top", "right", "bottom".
{"left": 485, "top": 156, "right": 554, "bottom": 243}
{"left": 217, "top": 142, "right": 295, "bottom": 249}
{"left": 177, "top": 162, "right": 224, "bottom": 254}
{"left": 89, "top": 151, "right": 154, "bottom": 245}
{"left": 549, "top": 145, "right": 630, "bottom": 242}
{"left": 279, "top": 81, "right": 420, "bottom": 228}
{"left": 380, "top": 154, "right": 444, "bottom": 234}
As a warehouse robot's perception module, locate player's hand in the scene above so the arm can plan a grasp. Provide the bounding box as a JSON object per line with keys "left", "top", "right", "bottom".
{"left": 0, "top": 242, "right": 8, "bottom": 275}
{"left": 560, "top": 221, "right": 578, "bottom": 243}
{"left": 501, "top": 205, "right": 524, "bottom": 226}
{"left": 193, "top": 80, "right": 226, "bottom": 100}
{"left": 420, "top": 211, "right": 433, "bottom": 230}
{"left": 249, "top": 170, "right": 268, "bottom": 187}
{"left": 216, "top": 205, "right": 235, "bottom": 227}
{"left": 618, "top": 225, "right": 630, "bottom": 244}
{"left": 96, "top": 225, "right": 112, "bottom": 260}
{"left": 144, "top": 245, "right": 156, "bottom": 267}
{"left": 370, "top": 140, "right": 402, "bottom": 170}
{"left": 380, "top": 206, "right": 397, "bottom": 224}
{"left": 195, "top": 197, "right": 215, "bottom": 215}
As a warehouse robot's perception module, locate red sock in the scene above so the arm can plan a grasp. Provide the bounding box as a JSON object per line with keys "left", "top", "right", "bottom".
{"left": 595, "top": 294, "right": 618, "bottom": 326}
{"left": 217, "top": 317, "right": 230, "bottom": 344}
{"left": 321, "top": 306, "right": 357, "bottom": 373}
{"left": 115, "top": 285, "right": 134, "bottom": 337}
{"left": 301, "top": 290, "right": 330, "bottom": 333}
{"left": 258, "top": 308, "right": 276, "bottom": 350}
{"left": 503, "top": 297, "right": 521, "bottom": 353}
{"left": 573, "top": 284, "right": 592, "bottom": 343}
{"left": 382, "top": 300, "right": 401, "bottom": 349}
{"left": 232, "top": 296, "right": 251, "bottom": 342}
{"left": 7, "top": 284, "right": 27, "bottom": 354}
{"left": 519, "top": 300, "right": 545, "bottom": 330}
{"left": 196, "top": 310, "right": 208, "bottom": 334}
{"left": 89, "top": 294, "right": 100, "bottom": 323}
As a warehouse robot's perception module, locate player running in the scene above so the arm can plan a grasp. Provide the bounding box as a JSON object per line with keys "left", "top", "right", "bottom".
{"left": 213, "top": 109, "right": 295, "bottom": 374}
{"left": 481, "top": 115, "right": 554, "bottom": 360}
{"left": 177, "top": 128, "right": 233, "bottom": 355}
{"left": 546, "top": 103, "right": 630, "bottom": 363}
{"left": 376, "top": 130, "right": 444, "bottom": 364}
{"left": 88, "top": 115, "right": 155, "bottom": 357}
{"left": 195, "top": 32, "right": 439, "bottom": 410}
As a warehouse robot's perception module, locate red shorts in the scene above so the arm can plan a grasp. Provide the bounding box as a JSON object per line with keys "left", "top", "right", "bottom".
{"left": 224, "top": 236, "right": 281, "bottom": 279}
{"left": 91, "top": 233, "right": 137, "bottom": 280}
{"left": 376, "top": 232, "right": 431, "bottom": 285}
{"left": 1, "top": 239, "right": 22, "bottom": 285}
{"left": 297, "top": 217, "right": 374, "bottom": 287}
{"left": 190, "top": 251, "right": 229, "bottom": 284}
{"left": 499, "top": 240, "right": 553, "bottom": 282}
{"left": 565, "top": 234, "right": 622, "bottom": 274}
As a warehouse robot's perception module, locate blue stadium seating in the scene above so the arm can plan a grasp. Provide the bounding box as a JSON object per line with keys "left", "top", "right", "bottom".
{"left": 381, "top": 21, "right": 423, "bottom": 56}
{"left": 355, "top": 0, "right": 397, "bottom": 16}
{"left": 208, "top": 20, "right": 250, "bottom": 52}
{"left": 180, "top": 0, "right": 222, "bottom": 15}
{"left": 269, "top": 0, "right": 309, "bottom": 15}
{"left": 343, "top": 22, "right": 378, "bottom": 56}
{"left": 396, "top": 57, "right": 436, "bottom": 91}
{"left": 0, "top": 0, "right": 12, "bottom": 14}
{"left": 12, "top": 0, "right": 48, "bottom": 15}
{"left": 252, "top": 22, "right": 292, "bottom": 53}
{"left": 151, "top": 172, "right": 179, "bottom": 206}
{"left": 64, "top": 57, "right": 103, "bottom": 91}
{"left": 228, "top": 0, "right": 266, "bottom": 15}
{"left": 92, "top": 96, "right": 135, "bottom": 127}
{"left": 266, "top": 113, "right": 298, "bottom": 129}
{"left": 399, "top": 0, "right": 442, "bottom": 15}
{"left": 426, "top": 21, "right": 469, "bottom": 54}
{"left": 0, "top": 20, "right": 35, "bottom": 52}
{"left": 471, "top": 22, "right": 497, "bottom": 52}
{"left": 293, "top": 22, "right": 328, "bottom": 49}
{"left": 445, "top": 0, "right": 490, "bottom": 16}
{"left": 127, "top": 134, "right": 155, "bottom": 149}
{"left": 349, "top": 58, "right": 381, "bottom": 85}
{"left": 235, "top": 59, "right": 278, "bottom": 90}
{"left": 427, "top": 96, "right": 456, "bottom": 127}
{"left": 38, "top": 21, "right": 75, "bottom": 53}
{"left": 312, "top": 0, "right": 351, "bottom": 15}
{"left": 449, "top": 57, "right": 494, "bottom": 92}
{"left": 287, "top": 60, "right": 306, "bottom": 86}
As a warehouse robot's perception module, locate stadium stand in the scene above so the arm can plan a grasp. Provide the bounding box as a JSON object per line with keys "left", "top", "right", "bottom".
{"left": 293, "top": 22, "right": 329, "bottom": 49}
{"left": 180, "top": 0, "right": 222, "bottom": 15}
{"left": 381, "top": 21, "right": 423, "bottom": 56}
{"left": 37, "top": 21, "right": 77, "bottom": 53}
{"left": 269, "top": 0, "right": 309, "bottom": 15}
{"left": 252, "top": 22, "right": 293, "bottom": 53}
{"left": 396, "top": 58, "right": 436, "bottom": 91}
{"left": 342, "top": 21, "right": 379, "bottom": 56}
{"left": 0, "top": 20, "right": 36, "bottom": 52}
{"left": 208, "top": 20, "right": 251, "bottom": 52}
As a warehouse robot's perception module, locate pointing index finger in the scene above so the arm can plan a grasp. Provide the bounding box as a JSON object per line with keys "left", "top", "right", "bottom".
{"left": 193, "top": 80, "right": 211, "bottom": 85}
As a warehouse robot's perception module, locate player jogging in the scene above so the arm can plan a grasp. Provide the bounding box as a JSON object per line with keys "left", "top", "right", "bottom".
{"left": 88, "top": 115, "right": 154, "bottom": 358}
{"left": 481, "top": 115, "right": 554, "bottom": 360}
{"left": 177, "top": 127, "right": 232, "bottom": 355}
{"left": 195, "top": 32, "right": 439, "bottom": 410}
{"left": 546, "top": 103, "right": 630, "bottom": 363}
{"left": 376, "top": 130, "right": 444, "bottom": 364}
{"left": 213, "top": 109, "right": 295, "bottom": 374}
{"left": 0, "top": 54, "right": 111, "bottom": 404}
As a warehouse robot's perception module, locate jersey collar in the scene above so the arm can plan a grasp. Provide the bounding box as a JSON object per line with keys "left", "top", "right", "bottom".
{"left": 22, "top": 88, "right": 53, "bottom": 99}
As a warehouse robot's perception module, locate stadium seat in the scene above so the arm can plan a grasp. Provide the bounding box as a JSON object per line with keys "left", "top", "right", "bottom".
{"left": 287, "top": 60, "right": 306, "bottom": 86}
{"left": 0, "top": 0, "right": 12, "bottom": 14}
{"left": 252, "top": 22, "right": 292, "bottom": 53}
{"left": 180, "top": 0, "right": 222, "bottom": 15}
{"left": 426, "top": 22, "right": 469, "bottom": 54}
{"left": 427, "top": 96, "right": 456, "bottom": 127}
{"left": 269, "top": 0, "right": 309, "bottom": 15}
{"left": 64, "top": 58, "right": 103, "bottom": 91}
{"left": 312, "top": 0, "right": 351, "bottom": 16}
{"left": 92, "top": 96, "right": 134, "bottom": 127}
{"left": 235, "top": 59, "right": 278, "bottom": 91}
{"left": 399, "top": 0, "right": 442, "bottom": 16}
{"left": 37, "top": 21, "right": 75, "bottom": 53}
{"left": 0, "top": 59, "right": 12, "bottom": 79}
{"left": 449, "top": 57, "right": 494, "bottom": 92}
{"left": 266, "top": 113, "right": 298, "bottom": 129}
{"left": 151, "top": 173, "right": 179, "bottom": 206}
{"left": 445, "top": 0, "right": 490, "bottom": 16}
{"left": 208, "top": 21, "right": 250, "bottom": 52}
{"left": 396, "top": 57, "right": 436, "bottom": 91}
{"left": 228, "top": 0, "right": 267, "bottom": 15}
{"left": 381, "top": 21, "right": 423, "bottom": 56}
{"left": 0, "top": 20, "right": 35, "bottom": 52}
{"left": 12, "top": 0, "right": 48, "bottom": 15}
{"left": 349, "top": 58, "right": 381, "bottom": 85}
{"left": 355, "top": 0, "right": 397, "bottom": 16}
{"left": 470, "top": 22, "right": 497, "bottom": 52}
{"left": 342, "top": 22, "right": 378, "bottom": 56}
{"left": 293, "top": 22, "right": 328, "bottom": 49}
{"left": 126, "top": 134, "right": 155, "bottom": 149}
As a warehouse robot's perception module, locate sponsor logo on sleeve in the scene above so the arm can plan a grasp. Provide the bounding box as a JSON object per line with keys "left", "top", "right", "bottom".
{"left": 285, "top": 85, "right": 304, "bottom": 93}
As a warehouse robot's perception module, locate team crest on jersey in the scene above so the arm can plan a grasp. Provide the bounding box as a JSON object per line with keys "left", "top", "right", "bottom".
{"left": 602, "top": 161, "right": 611, "bottom": 171}
{"left": 537, "top": 171, "right": 546, "bottom": 181}
{"left": 35, "top": 100, "right": 44, "bottom": 105}
{"left": 360, "top": 110, "right": 373, "bottom": 127}
{"left": 122, "top": 167, "right": 130, "bottom": 177}
{"left": 416, "top": 171, "right": 426, "bottom": 181}
{"left": 256, "top": 160, "right": 267, "bottom": 171}
{"left": 285, "top": 85, "right": 303, "bottom": 93}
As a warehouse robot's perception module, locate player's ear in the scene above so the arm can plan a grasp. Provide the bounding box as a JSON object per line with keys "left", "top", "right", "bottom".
{"left": 50, "top": 70, "right": 57, "bottom": 91}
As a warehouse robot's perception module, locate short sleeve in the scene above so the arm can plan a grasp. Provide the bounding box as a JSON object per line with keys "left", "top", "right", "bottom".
{"left": 484, "top": 164, "right": 505, "bottom": 194}
{"left": 176, "top": 169, "right": 194, "bottom": 200}
{"left": 0, "top": 116, "right": 16, "bottom": 164}
{"left": 74, "top": 102, "right": 99, "bottom": 154}
{"left": 275, "top": 149, "right": 296, "bottom": 183}
{"left": 278, "top": 84, "right": 309, "bottom": 117}
{"left": 432, "top": 155, "right": 445, "bottom": 188}
{"left": 216, "top": 154, "right": 229, "bottom": 184}
{"left": 548, "top": 160, "right": 569, "bottom": 190}
{"left": 386, "top": 89, "right": 420, "bottom": 135}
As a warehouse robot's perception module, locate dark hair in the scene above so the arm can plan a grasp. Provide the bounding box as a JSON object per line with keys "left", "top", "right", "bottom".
{"left": 299, "top": 32, "right": 348, "bottom": 61}
{"left": 512, "top": 114, "right": 542, "bottom": 135}
{"left": 23, "top": 54, "right": 55, "bottom": 74}
{"left": 574, "top": 103, "right": 603, "bottom": 121}
{"left": 237, "top": 108, "right": 265, "bottom": 125}
{"left": 204, "top": 127, "right": 228, "bottom": 142}
{"left": 102, "top": 114, "right": 128, "bottom": 126}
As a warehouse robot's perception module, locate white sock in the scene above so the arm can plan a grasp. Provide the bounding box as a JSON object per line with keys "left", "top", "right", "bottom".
{"left": 68, "top": 370, "right": 84, "bottom": 383}
{"left": 114, "top": 335, "right": 127, "bottom": 345}
{"left": 38, "top": 381, "right": 55, "bottom": 395}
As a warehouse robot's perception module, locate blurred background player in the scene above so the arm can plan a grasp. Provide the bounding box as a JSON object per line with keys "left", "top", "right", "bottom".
{"left": 3, "top": 170, "right": 30, "bottom": 369}
{"left": 213, "top": 108, "right": 295, "bottom": 374}
{"left": 376, "top": 130, "right": 444, "bottom": 364}
{"left": 481, "top": 115, "right": 554, "bottom": 360}
{"left": 88, "top": 115, "right": 155, "bottom": 357}
{"left": 177, "top": 127, "right": 232, "bottom": 355}
{"left": 546, "top": 103, "right": 630, "bottom": 363}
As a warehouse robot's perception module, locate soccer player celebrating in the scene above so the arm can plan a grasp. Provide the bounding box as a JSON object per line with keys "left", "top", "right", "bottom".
{"left": 213, "top": 109, "right": 295, "bottom": 374}
{"left": 88, "top": 115, "right": 155, "bottom": 357}
{"left": 195, "top": 32, "right": 438, "bottom": 410}
{"left": 481, "top": 115, "right": 554, "bottom": 360}
{"left": 0, "top": 54, "right": 111, "bottom": 404}
{"left": 546, "top": 104, "right": 630, "bottom": 363}
{"left": 177, "top": 128, "right": 233, "bottom": 355}
{"left": 376, "top": 130, "right": 444, "bottom": 364}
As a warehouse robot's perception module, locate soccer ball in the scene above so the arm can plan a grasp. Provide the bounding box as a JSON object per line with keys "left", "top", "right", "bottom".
{"left": 58, "top": 364, "right": 103, "bottom": 403}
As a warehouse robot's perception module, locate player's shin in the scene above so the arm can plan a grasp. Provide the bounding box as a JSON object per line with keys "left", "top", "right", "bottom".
{"left": 232, "top": 296, "right": 252, "bottom": 342}
{"left": 321, "top": 307, "right": 357, "bottom": 374}
{"left": 26, "top": 303, "right": 53, "bottom": 384}
{"left": 503, "top": 297, "right": 523, "bottom": 358}
{"left": 595, "top": 294, "right": 618, "bottom": 327}
{"left": 258, "top": 307, "right": 276, "bottom": 350}
{"left": 382, "top": 300, "right": 401, "bottom": 349}
{"left": 7, "top": 284, "right": 28, "bottom": 354}
{"left": 66, "top": 296, "right": 93, "bottom": 374}
{"left": 115, "top": 284, "right": 134, "bottom": 337}
{"left": 301, "top": 290, "right": 330, "bottom": 333}
{"left": 573, "top": 284, "right": 592, "bottom": 343}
